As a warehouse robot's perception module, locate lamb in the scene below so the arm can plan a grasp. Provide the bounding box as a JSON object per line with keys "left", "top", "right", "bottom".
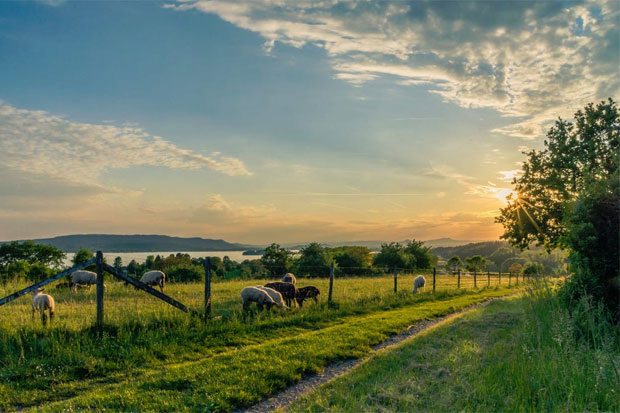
{"left": 296, "top": 286, "right": 320, "bottom": 308}
{"left": 281, "top": 273, "right": 297, "bottom": 285}
{"left": 264, "top": 281, "right": 298, "bottom": 307}
{"left": 31, "top": 288, "right": 55, "bottom": 325}
{"left": 140, "top": 270, "right": 166, "bottom": 292}
{"left": 255, "top": 286, "right": 288, "bottom": 309}
{"left": 412, "top": 275, "right": 426, "bottom": 293}
{"left": 241, "top": 286, "right": 277, "bottom": 311}
{"left": 71, "top": 270, "right": 101, "bottom": 293}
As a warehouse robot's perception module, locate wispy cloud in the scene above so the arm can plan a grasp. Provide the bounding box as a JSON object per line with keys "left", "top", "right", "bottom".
{"left": 165, "top": 0, "right": 619, "bottom": 139}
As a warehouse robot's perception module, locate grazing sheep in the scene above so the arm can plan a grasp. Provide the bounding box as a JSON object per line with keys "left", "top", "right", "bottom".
{"left": 255, "top": 286, "right": 288, "bottom": 309}
{"left": 55, "top": 282, "right": 71, "bottom": 290}
{"left": 281, "top": 273, "right": 297, "bottom": 285}
{"left": 412, "top": 275, "right": 426, "bottom": 293}
{"left": 296, "top": 286, "right": 320, "bottom": 308}
{"left": 264, "top": 281, "right": 298, "bottom": 307}
{"left": 71, "top": 270, "right": 99, "bottom": 293}
{"left": 241, "top": 286, "right": 276, "bottom": 311}
{"left": 140, "top": 270, "right": 166, "bottom": 292}
{"left": 31, "top": 288, "right": 55, "bottom": 325}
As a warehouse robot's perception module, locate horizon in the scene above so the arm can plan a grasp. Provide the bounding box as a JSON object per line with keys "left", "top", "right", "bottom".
{"left": 1, "top": 1, "right": 618, "bottom": 244}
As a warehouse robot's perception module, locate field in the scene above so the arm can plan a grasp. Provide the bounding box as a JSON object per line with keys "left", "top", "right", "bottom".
{"left": 291, "top": 288, "right": 620, "bottom": 412}
{"left": 0, "top": 274, "right": 525, "bottom": 411}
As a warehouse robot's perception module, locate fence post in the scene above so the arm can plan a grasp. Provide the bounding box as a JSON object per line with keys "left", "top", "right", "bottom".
{"left": 516, "top": 272, "right": 519, "bottom": 286}
{"left": 432, "top": 267, "right": 436, "bottom": 294}
{"left": 474, "top": 270, "right": 477, "bottom": 288}
{"left": 457, "top": 269, "right": 461, "bottom": 288}
{"left": 328, "top": 262, "right": 334, "bottom": 303}
{"left": 96, "top": 251, "right": 104, "bottom": 330}
{"left": 487, "top": 270, "right": 490, "bottom": 287}
{"left": 204, "top": 257, "right": 211, "bottom": 321}
{"left": 509, "top": 271, "right": 512, "bottom": 286}
{"left": 393, "top": 266, "right": 398, "bottom": 293}
{"left": 498, "top": 270, "right": 501, "bottom": 286}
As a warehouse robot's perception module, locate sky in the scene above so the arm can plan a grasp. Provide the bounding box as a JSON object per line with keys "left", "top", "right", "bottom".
{"left": 0, "top": 0, "right": 618, "bottom": 245}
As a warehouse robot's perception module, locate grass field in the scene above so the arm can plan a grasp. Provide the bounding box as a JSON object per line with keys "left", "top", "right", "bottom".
{"left": 290, "top": 287, "right": 620, "bottom": 412}
{"left": 0, "top": 274, "right": 525, "bottom": 411}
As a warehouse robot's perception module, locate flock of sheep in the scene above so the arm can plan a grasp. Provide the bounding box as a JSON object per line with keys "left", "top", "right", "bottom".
{"left": 28, "top": 267, "right": 426, "bottom": 324}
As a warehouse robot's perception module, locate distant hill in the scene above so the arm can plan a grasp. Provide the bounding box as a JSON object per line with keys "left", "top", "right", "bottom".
{"left": 432, "top": 241, "right": 508, "bottom": 260}
{"left": 284, "top": 238, "right": 478, "bottom": 251}
{"left": 3, "top": 234, "right": 250, "bottom": 253}
{"left": 423, "top": 238, "right": 476, "bottom": 248}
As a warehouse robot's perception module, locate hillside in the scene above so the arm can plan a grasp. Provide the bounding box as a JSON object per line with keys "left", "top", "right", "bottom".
{"left": 432, "top": 241, "right": 508, "bottom": 260}
{"left": 4, "top": 234, "right": 250, "bottom": 253}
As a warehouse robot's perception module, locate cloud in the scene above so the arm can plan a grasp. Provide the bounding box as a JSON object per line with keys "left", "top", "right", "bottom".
{"left": 165, "top": 0, "right": 619, "bottom": 139}
{"left": 0, "top": 101, "right": 251, "bottom": 193}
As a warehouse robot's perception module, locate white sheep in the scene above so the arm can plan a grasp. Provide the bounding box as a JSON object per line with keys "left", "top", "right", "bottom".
{"left": 241, "top": 286, "right": 276, "bottom": 311}
{"left": 31, "top": 288, "right": 55, "bottom": 325}
{"left": 412, "top": 275, "right": 426, "bottom": 293}
{"left": 140, "top": 270, "right": 166, "bottom": 292}
{"left": 281, "top": 273, "right": 297, "bottom": 285}
{"left": 255, "top": 286, "right": 288, "bottom": 309}
{"left": 71, "top": 270, "right": 100, "bottom": 293}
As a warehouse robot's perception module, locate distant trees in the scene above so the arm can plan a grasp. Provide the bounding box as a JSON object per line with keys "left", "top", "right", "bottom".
{"left": 403, "top": 239, "right": 436, "bottom": 269}
{"left": 72, "top": 248, "right": 94, "bottom": 266}
{"left": 446, "top": 256, "right": 463, "bottom": 273}
{"left": 294, "top": 242, "right": 331, "bottom": 277}
{"left": 333, "top": 246, "right": 374, "bottom": 275}
{"left": 497, "top": 99, "right": 619, "bottom": 313}
{"left": 465, "top": 255, "right": 487, "bottom": 273}
{"left": 260, "top": 243, "right": 292, "bottom": 276}
{"left": 373, "top": 243, "right": 410, "bottom": 270}
{"left": 0, "top": 241, "right": 65, "bottom": 282}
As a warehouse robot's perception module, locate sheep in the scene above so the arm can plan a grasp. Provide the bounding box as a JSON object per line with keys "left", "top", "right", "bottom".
{"left": 70, "top": 270, "right": 101, "bottom": 293}
{"left": 412, "top": 275, "right": 426, "bottom": 293}
{"left": 255, "top": 286, "right": 288, "bottom": 309}
{"left": 296, "top": 286, "right": 320, "bottom": 308}
{"left": 241, "top": 286, "right": 276, "bottom": 311}
{"left": 281, "top": 273, "right": 297, "bottom": 285}
{"left": 31, "top": 288, "right": 55, "bottom": 325}
{"left": 264, "top": 281, "right": 298, "bottom": 307}
{"left": 140, "top": 270, "right": 166, "bottom": 292}
{"left": 55, "top": 282, "right": 71, "bottom": 290}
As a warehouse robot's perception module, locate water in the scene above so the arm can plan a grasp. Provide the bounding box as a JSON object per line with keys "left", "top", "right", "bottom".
{"left": 63, "top": 250, "right": 259, "bottom": 267}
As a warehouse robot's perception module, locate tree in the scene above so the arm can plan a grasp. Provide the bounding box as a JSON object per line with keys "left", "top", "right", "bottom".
{"left": 260, "top": 243, "right": 292, "bottom": 276}
{"left": 496, "top": 99, "right": 619, "bottom": 313}
{"left": 72, "top": 248, "right": 94, "bottom": 266}
{"left": 127, "top": 259, "right": 139, "bottom": 276}
{"left": 446, "top": 256, "right": 463, "bottom": 273}
{"left": 333, "top": 246, "right": 373, "bottom": 275}
{"left": 373, "top": 243, "right": 410, "bottom": 271}
{"left": 113, "top": 256, "right": 123, "bottom": 272}
{"left": 294, "top": 242, "right": 332, "bottom": 277}
{"left": 0, "top": 241, "right": 65, "bottom": 271}
{"left": 403, "top": 239, "right": 435, "bottom": 269}
{"left": 465, "top": 255, "right": 487, "bottom": 273}
{"left": 508, "top": 263, "right": 523, "bottom": 275}
{"left": 523, "top": 262, "right": 543, "bottom": 277}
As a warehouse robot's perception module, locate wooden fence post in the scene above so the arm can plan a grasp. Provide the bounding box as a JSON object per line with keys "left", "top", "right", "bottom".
{"left": 474, "top": 270, "right": 477, "bottom": 288}
{"left": 432, "top": 267, "right": 436, "bottom": 294}
{"left": 328, "top": 262, "right": 334, "bottom": 303}
{"left": 204, "top": 257, "right": 211, "bottom": 321}
{"left": 393, "top": 266, "right": 398, "bottom": 293}
{"left": 457, "top": 269, "right": 461, "bottom": 289}
{"left": 498, "top": 270, "right": 501, "bottom": 286}
{"left": 96, "top": 251, "right": 104, "bottom": 330}
{"left": 516, "top": 272, "right": 519, "bottom": 286}
{"left": 487, "top": 270, "right": 490, "bottom": 287}
{"left": 509, "top": 272, "right": 512, "bottom": 286}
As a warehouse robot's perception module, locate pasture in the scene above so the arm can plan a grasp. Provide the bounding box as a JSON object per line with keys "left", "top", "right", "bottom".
{"left": 0, "top": 274, "right": 525, "bottom": 411}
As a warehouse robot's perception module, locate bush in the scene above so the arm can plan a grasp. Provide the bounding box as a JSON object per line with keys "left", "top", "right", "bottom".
{"left": 165, "top": 265, "right": 205, "bottom": 283}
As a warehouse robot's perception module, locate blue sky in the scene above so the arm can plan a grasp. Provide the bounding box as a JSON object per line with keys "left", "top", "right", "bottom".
{"left": 0, "top": 0, "right": 617, "bottom": 244}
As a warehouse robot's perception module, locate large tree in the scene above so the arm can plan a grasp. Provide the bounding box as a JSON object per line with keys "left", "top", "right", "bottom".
{"left": 295, "top": 242, "right": 332, "bottom": 277}
{"left": 260, "top": 243, "right": 292, "bottom": 276}
{"left": 496, "top": 99, "right": 619, "bottom": 313}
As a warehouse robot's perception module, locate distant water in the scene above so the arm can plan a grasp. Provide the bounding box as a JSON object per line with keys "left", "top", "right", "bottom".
{"left": 63, "top": 251, "right": 257, "bottom": 267}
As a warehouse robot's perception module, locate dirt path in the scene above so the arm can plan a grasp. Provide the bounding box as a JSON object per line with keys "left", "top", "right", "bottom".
{"left": 240, "top": 293, "right": 520, "bottom": 413}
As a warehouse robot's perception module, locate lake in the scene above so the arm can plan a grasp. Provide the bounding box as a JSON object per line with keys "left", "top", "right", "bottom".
{"left": 63, "top": 251, "right": 259, "bottom": 266}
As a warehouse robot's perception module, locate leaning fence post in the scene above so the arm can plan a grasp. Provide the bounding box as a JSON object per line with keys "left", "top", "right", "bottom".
{"left": 96, "top": 251, "right": 104, "bottom": 330}
{"left": 509, "top": 271, "right": 512, "bottom": 286}
{"left": 432, "top": 267, "right": 436, "bottom": 293}
{"left": 393, "top": 266, "right": 398, "bottom": 293}
{"left": 328, "top": 262, "right": 334, "bottom": 303}
{"left": 487, "top": 270, "right": 490, "bottom": 287}
{"left": 498, "top": 270, "right": 501, "bottom": 286}
{"left": 204, "top": 257, "right": 211, "bottom": 321}
{"left": 457, "top": 269, "right": 461, "bottom": 289}
{"left": 474, "top": 270, "right": 477, "bottom": 288}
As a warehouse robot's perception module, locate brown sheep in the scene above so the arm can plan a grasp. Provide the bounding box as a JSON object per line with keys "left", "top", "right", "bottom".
{"left": 296, "top": 286, "right": 320, "bottom": 308}
{"left": 264, "top": 281, "right": 298, "bottom": 307}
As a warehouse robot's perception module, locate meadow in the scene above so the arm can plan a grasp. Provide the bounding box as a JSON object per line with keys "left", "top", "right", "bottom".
{"left": 0, "top": 274, "right": 524, "bottom": 411}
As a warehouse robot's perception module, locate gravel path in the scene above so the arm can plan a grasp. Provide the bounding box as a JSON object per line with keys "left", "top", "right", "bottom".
{"left": 239, "top": 294, "right": 518, "bottom": 413}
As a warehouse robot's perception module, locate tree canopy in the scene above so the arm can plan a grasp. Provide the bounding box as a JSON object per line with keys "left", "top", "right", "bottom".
{"left": 260, "top": 243, "right": 292, "bottom": 276}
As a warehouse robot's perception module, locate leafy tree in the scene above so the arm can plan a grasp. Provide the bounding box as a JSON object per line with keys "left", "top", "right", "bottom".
{"left": 72, "top": 248, "right": 94, "bottom": 266}
{"left": 508, "top": 263, "right": 523, "bottom": 274}
{"left": 113, "top": 256, "right": 123, "bottom": 272}
{"left": 127, "top": 259, "right": 139, "bottom": 276}
{"left": 501, "top": 256, "right": 528, "bottom": 273}
{"left": 403, "top": 239, "right": 435, "bottom": 269}
{"left": 260, "top": 243, "right": 292, "bottom": 276}
{"left": 446, "top": 256, "right": 464, "bottom": 273}
{"left": 295, "top": 242, "right": 331, "bottom": 278}
{"left": 465, "top": 255, "right": 487, "bottom": 273}
{"left": 145, "top": 255, "right": 155, "bottom": 270}
{"left": 373, "top": 243, "right": 409, "bottom": 271}
{"left": 333, "top": 246, "right": 373, "bottom": 275}
{"left": 523, "top": 262, "right": 543, "bottom": 277}
{"left": 496, "top": 99, "right": 619, "bottom": 313}
{"left": 0, "top": 241, "right": 65, "bottom": 271}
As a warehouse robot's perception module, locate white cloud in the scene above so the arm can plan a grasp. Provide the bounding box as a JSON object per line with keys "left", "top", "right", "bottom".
{"left": 0, "top": 101, "right": 251, "bottom": 194}
{"left": 165, "top": 0, "right": 619, "bottom": 139}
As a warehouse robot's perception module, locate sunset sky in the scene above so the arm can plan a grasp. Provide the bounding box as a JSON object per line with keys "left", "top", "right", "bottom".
{"left": 1, "top": 0, "right": 618, "bottom": 244}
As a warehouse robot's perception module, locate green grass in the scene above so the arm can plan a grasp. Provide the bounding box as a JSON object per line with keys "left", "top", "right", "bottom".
{"left": 0, "top": 275, "right": 524, "bottom": 411}
{"left": 290, "top": 284, "right": 620, "bottom": 412}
